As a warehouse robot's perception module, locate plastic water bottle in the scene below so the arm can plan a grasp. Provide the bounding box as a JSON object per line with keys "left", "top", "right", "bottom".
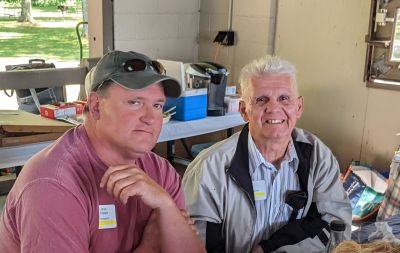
{"left": 325, "top": 220, "right": 346, "bottom": 252}
{"left": 394, "top": 151, "right": 400, "bottom": 162}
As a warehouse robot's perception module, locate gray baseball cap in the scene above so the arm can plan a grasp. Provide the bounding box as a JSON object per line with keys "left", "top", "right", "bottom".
{"left": 85, "top": 50, "right": 181, "bottom": 98}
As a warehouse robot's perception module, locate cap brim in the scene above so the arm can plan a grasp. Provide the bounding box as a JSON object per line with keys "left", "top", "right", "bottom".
{"left": 110, "top": 71, "right": 182, "bottom": 98}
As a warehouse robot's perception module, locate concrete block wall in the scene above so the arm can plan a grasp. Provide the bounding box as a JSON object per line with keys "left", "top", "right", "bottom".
{"left": 114, "top": 0, "right": 200, "bottom": 63}
{"left": 198, "top": 0, "right": 271, "bottom": 86}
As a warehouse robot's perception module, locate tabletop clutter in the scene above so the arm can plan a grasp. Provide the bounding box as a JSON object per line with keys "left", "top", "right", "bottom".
{"left": 158, "top": 59, "right": 240, "bottom": 122}
{"left": 39, "top": 101, "right": 86, "bottom": 123}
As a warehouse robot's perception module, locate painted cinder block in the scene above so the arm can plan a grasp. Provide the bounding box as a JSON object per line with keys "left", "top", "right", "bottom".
{"left": 114, "top": 0, "right": 159, "bottom": 14}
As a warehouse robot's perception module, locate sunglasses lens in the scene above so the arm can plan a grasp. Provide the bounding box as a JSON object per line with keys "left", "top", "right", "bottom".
{"left": 152, "top": 61, "right": 166, "bottom": 75}
{"left": 123, "top": 59, "right": 166, "bottom": 75}
{"left": 124, "top": 59, "right": 146, "bottom": 72}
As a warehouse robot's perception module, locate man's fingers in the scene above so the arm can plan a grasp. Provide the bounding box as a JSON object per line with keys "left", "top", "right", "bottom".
{"left": 180, "top": 209, "right": 197, "bottom": 235}
{"left": 192, "top": 226, "right": 199, "bottom": 235}
{"left": 111, "top": 175, "right": 140, "bottom": 202}
{"left": 107, "top": 171, "right": 148, "bottom": 204}
{"left": 101, "top": 164, "right": 172, "bottom": 208}
{"left": 100, "top": 164, "right": 132, "bottom": 188}
{"left": 119, "top": 180, "right": 147, "bottom": 204}
{"left": 106, "top": 169, "right": 145, "bottom": 194}
{"left": 180, "top": 210, "right": 190, "bottom": 218}
{"left": 186, "top": 217, "right": 195, "bottom": 225}
{"left": 180, "top": 210, "right": 194, "bottom": 224}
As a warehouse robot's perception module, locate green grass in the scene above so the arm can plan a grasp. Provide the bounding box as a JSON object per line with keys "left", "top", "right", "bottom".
{"left": 0, "top": 6, "right": 88, "bottom": 61}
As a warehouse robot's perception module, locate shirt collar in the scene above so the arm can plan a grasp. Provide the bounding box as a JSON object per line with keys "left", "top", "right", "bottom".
{"left": 282, "top": 138, "right": 299, "bottom": 172}
{"left": 248, "top": 134, "right": 299, "bottom": 175}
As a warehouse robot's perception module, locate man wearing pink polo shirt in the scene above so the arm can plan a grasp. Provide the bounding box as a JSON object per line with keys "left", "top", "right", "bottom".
{"left": 0, "top": 50, "right": 205, "bottom": 253}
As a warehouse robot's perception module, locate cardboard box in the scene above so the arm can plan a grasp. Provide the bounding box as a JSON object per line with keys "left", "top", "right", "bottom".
{"left": 0, "top": 110, "right": 73, "bottom": 147}
{"left": 0, "top": 132, "right": 64, "bottom": 147}
{"left": 40, "top": 103, "right": 84, "bottom": 119}
{"left": 165, "top": 88, "right": 207, "bottom": 121}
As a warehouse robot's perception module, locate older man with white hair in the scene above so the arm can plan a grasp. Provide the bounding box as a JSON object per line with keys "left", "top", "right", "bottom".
{"left": 183, "top": 55, "right": 351, "bottom": 253}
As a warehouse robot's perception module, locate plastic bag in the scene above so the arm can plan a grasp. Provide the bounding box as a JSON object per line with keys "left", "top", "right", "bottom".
{"left": 368, "top": 222, "right": 400, "bottom": 243}
{"left": 342, "top": 161, "right": 388, "bottom": 221}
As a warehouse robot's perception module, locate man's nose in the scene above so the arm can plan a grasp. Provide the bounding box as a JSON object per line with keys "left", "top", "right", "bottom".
{"left": 140, "top": 105, "right": 156, "bottom": 124}
{"left": 264, "top": 99, "right": 281, "bottom": 112}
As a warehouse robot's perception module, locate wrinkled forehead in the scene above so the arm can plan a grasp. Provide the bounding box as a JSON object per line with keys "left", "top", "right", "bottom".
{"left": 109, "top": 81, "right": 165, "bottom": 95}
{"left": 250, "top": 73, "right": 298, "bottom": 94}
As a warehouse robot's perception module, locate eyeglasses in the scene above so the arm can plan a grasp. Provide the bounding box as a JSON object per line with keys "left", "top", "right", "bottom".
{"left": 122, "top": 59, "right": 166, "bottom": 75}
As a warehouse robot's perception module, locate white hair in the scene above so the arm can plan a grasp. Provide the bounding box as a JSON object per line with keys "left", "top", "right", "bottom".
{"left": 239, "top": 55, "right": 297, "bottom": 99}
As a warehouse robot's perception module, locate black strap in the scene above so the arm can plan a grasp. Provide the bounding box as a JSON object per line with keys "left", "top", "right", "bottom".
{"left": 285, "top": 140, "right": 313, "bottom": 220}
{"left": 205, "top": 222, "right": 225, "bottom": 253}
{"left": 260, "top": 203, "right": 329, "bottom": 253}
{"left": 286, "top": 190, "right": 308, "bottom": 221}
{"left": 226, "top": 124, "right": 255, "bottom": 206}
{"left": 292, "top": 139, "right": 312, "bottom": 194}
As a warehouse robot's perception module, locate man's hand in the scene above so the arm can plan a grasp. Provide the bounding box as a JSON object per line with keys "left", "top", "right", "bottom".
{"left": 181, "top": 209, "right": 198, "bottom": 235}
{"left": 251, "top": 245, "right": 264, "bottom": 253}
{"left": 101, "top": 163, "right": 206, "bottom": 253}
{"left": 100, "top": 163, "right": 174, "bottom": 209}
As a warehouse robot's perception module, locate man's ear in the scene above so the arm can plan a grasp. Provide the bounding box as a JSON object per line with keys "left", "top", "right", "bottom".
{"left": 296, "top": 96, "right": 304, "bottom": 119}
{"left": 88, "top": 92, "right": 101, "bottom": 120}
{"left": 239, "top": 100, "right": 249, "bottom": 122}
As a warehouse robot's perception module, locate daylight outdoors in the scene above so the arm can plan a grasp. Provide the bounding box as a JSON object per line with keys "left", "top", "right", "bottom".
{"left": 0, "top": 0, "right": 89, "bottom": 109}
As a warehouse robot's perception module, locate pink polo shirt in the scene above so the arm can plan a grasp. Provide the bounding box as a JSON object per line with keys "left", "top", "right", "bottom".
{"left": 0, "top": 125, "right": 185, "bottom": 253}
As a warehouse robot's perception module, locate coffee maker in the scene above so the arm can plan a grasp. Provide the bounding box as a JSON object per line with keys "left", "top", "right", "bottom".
{"left": 186, "top": 62, "right": 229, "bottom": 116}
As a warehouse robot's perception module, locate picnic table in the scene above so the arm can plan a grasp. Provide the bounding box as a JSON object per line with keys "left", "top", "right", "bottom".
{"left": 2, "top": 6, "right": 20, "bottom": 17}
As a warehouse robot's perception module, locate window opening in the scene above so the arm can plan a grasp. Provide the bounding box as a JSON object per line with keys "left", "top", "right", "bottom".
{"left": 365, "top": 0, "right": 400, "bottom": 90}
{"left": 0, "top": 0, "right": 89, "bottom": 109}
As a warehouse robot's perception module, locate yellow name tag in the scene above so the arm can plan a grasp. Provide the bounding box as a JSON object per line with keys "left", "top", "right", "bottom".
{"left": 99, "top": 204, "right": 117, "bottom": 229}
{"left": 253, "top": 180, "right": 267, "bottom": 201}
{"left": 254, "top": 191, "right": 266, "bottom": 198}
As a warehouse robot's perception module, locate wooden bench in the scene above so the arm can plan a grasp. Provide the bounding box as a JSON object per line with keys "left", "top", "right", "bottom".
{"left": 2, "top": 6, "right": 20, "bottom": 18}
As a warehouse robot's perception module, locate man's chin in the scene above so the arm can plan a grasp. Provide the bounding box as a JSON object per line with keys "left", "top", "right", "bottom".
{"left": 125, "top": 146, "right": 154, "bottom": 158}
{"left": 263, "top": 130, "right": 291, "bottom": 141}
{"left": 135, "top": 142, "right": 156, "bottom": 151}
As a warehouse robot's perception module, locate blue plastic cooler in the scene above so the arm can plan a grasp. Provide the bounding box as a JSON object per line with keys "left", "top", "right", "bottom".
{"left": 165, "top": 88, "right": 207, "bottom": 121}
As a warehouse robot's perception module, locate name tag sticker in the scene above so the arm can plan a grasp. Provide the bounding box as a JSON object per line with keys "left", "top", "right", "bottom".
{"left": 253, "top": 180, "right": 267, "bottom": 201}
{"left": 99, "top": 204, "right": 117, "bottom": 229}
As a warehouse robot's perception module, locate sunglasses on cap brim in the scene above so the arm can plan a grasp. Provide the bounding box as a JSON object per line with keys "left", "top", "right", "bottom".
{"left": 122, "top": 59, "right": 166, "bottom": 75}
